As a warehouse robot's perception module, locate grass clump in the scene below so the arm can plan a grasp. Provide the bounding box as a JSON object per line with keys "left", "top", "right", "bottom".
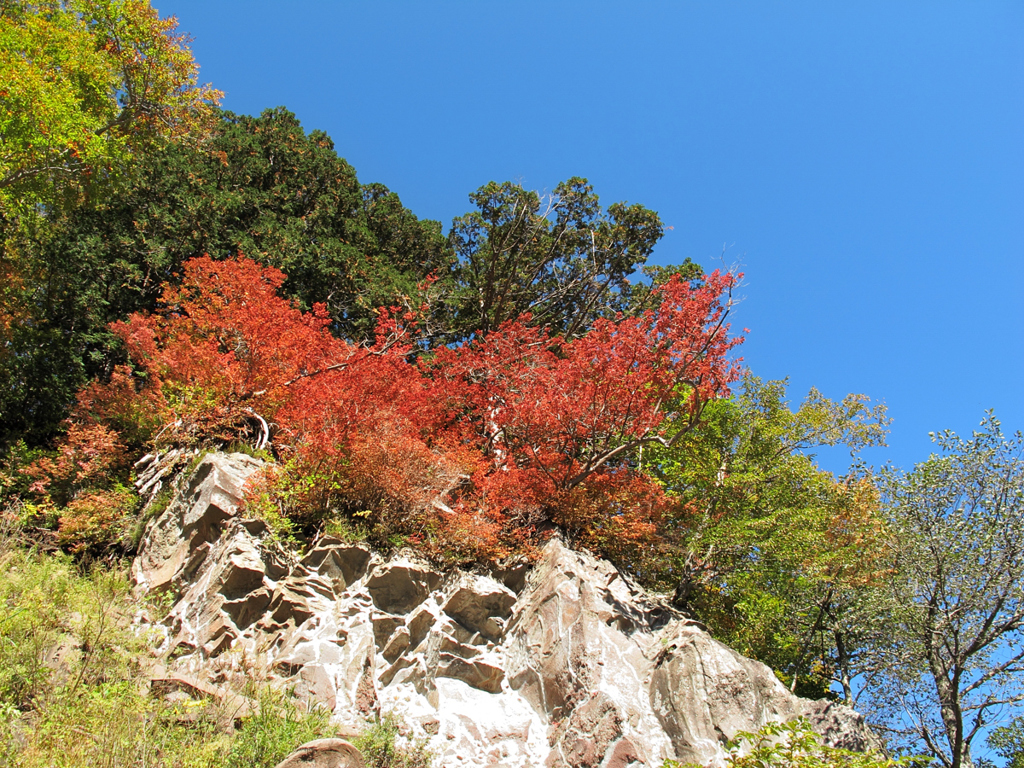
{"left": 0, "top": 512, "right": 342, "bottom": 768}
{"left": 354, "top": 714, "right": 435, "bottom": 768}
{"left": 661, "top": 719, "right": 926, "bottom": 768}
{"left": 223, "top": 686, "right": 333, "bottom": 768}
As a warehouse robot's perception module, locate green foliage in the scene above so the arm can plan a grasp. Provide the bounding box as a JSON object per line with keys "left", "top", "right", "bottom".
{"left": 644, "top": 376, "right": 890, "bottom": 698}
{"left": 0, "top": 320, "right": 90, "bottom": 449}
{"left": 0, "top": 0, "right": 220, "bottom": 225}
{"left": 354, "top": 714, "right": 435, "bottom": 768}
{"left": 0, "top": 533, "right": 210, "bottom": 768}
{"left": 224, "top": 686, "right": 334, "bottom": 768}
{"left": 0, "top": 440, "right": 44, "bottom": 500}
{"left": 322, "top": 518, "right": 371, "bottom": 544}
{"left": 0, "top": 547, "right": 79, "bottom": 710}
{"left": 154, "top": 108, "right": 450, "bottom": 339}
{"left": 54, "top": 481, "right": 138, "bottom": 552}
{"left": 662, "top": 718, "right": 926, "bottom": 768}
{"left": 5, "top": 681, "right": 229, "bottom": 768}
{"left": 445, "top": 176, "right": 694, "bottom": 343}
{"left": 988, "top": 717, "right": 1024, "bottom": 768}
{"left": 237, "top": 466, "right": 298, "bottom": 544}
{"left": 862, "top": 414, "right": 1024, "bottom": 768}
{"left": 0, "top": 548, "right": 142, "bottom": 706}
{"left": 242, "top": 455, "right": 438, "bottom": 557}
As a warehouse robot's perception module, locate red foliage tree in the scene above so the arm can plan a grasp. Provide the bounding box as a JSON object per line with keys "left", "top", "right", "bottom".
{"left": 433, "top": 272, "right": 743, "bottom": 484}
{"left": 63, "top": 255, "right": 743, "bottom": 564}
{"left": 22, "top": 422, "right": 128, "bottom": 505}
{"left": 428, "top": 270, "right": 744, "bottom": 555}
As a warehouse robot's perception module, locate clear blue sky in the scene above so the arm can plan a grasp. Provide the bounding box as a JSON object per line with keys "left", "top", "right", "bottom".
{"left": 159, "top": 0, "right": 1023, "bottom": 476}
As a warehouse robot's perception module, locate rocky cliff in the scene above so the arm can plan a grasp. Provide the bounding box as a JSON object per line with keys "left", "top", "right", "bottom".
{"left": 132, "top": 452, "right": 872, "bottom": 768}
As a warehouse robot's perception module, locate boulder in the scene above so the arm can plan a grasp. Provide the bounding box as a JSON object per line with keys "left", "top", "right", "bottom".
{"left": 649, "top": 621, "right": 873, "bottom": 765}
{"left": 800, "top": 700, "right": 881, "bottom": 753}
{"left": 442, "top": 573, "right": 516, "bottom": 641}
{"left": 273, "top": 739, "right": 365, "bottom": 768}
{"left": 162, "top": 521, "right": 281, "bottom": 659}
{"left": 301, "top": 539, "right": 375, "bottom": 591}
{"left": 133, "top": 452, "right": 264, "bottom": 594}
{"left": 365, "top": 561, "right": 441, "bottom": 614}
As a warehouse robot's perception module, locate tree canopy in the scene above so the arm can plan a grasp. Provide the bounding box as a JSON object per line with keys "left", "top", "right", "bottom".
{"left": 445, "top": 177, "right": 697, "bottom": 344}
{"left": 643, "top": 376, "right": 890, "bottom": 697}
{"left": 0, "top": 0, "right": 220, "bottom": 447}
{"left": 0, "top": 96, "right": 708, "bottom": 451}
{"left": 0, "top": 0, "right": 220, "bottom": 218}
{"left": 0, "top": 107, "right": 448, "bottom": 448}
{"left": 861, "top": 416, "right": 1024, "bottom": 768}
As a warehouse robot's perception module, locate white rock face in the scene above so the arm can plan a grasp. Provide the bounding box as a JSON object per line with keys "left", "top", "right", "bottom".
{"left": 135, "top": 453, "right": 875, "bottom": 768}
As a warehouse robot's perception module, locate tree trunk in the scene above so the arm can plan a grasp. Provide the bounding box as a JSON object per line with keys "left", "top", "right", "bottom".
{"left": 929, "top": 644, "right": 969, "bottom": 768}
{"left": 834, "top": 629, "right": 854, "bottom": 705}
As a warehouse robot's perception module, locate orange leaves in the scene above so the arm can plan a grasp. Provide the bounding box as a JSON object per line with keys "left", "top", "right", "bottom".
{"left": 107, "top": 254, "right": 351, "bottom": 447}
{"left": 73, "top": 365, "right": 163, "bottom": 447}
{"left": 434, "top": 270, "right": 744, "bottom": 492}
{"left": 818, "top": 477, "right": 890, "bottom": 588}
{"left": 419, "top": 270, "right": 744, "bottom": 564}
{"left": 134, "top": 255, "right": 333, "bottom": 395}
{"left": 549, "top": 470, "right": 668, "bottom": 566}
{"left": 63, "top": 254, "right": 744, "bottom": 566}
{"left": 23, "top": 422, "right": 128, "bottom": 506}
{"left": 653, "top": 272, "right": 745, "bottom": 403}
{"left": 56, "top": 486, "right": 137, "bottom": 553}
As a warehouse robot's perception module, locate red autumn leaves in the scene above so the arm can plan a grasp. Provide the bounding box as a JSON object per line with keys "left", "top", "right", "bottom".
{"left": 83, "top": 254, "right": 743, "bottom": 562}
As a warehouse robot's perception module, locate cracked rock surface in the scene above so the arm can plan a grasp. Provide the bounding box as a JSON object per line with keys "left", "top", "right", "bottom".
{"left": 135, "top": 453, "right": 874, "bottom": 768}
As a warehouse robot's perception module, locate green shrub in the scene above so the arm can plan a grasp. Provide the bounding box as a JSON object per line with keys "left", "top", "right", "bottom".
{"left": 354, "top": 714, "right": 435, "bottom": 768}
{"left": 224, "top": 686, "right": 334, "bottom": 768}
{"left": 662, "top": 719, "right": 928, "bottom": 768}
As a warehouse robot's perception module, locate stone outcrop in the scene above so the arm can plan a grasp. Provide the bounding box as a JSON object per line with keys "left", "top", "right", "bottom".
{"left": 274, "top": 739, "right": 366, "bottom": 768}
{"left": 133, "top": 451, "right": 266, "bottom": 595}
{"left": 134, "top": 453, "right": 875, "bottom": 768}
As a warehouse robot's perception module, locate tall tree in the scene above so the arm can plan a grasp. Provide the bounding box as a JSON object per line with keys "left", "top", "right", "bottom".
{"left": 642, "top": 376, "right": 891, "bottom": 697}
{"left": 0, "top": 0, "right": 220, "bottom": 218}
{"left": 864, "top": 415, "right": 1024, "bottom": 768}
{"left": 0, "top": 0, "right": 219, "bottom": 448}
{"left": 445, "top": 177, "right": 696, "bottom": 343}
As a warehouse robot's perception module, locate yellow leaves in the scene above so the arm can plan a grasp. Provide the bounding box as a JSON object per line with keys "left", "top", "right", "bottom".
{"left": 0, "top": 0, "right": 221, "bottom": 217}
{"left": 2, "top": 4, "right": 118, "bottom": 170}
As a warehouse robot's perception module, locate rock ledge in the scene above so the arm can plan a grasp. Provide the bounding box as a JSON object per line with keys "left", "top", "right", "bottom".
{"left": 135, "top": 453, "right": 873, "bottom": 768}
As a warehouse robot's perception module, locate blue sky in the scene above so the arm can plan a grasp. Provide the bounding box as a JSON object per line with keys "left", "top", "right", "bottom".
{"left": 159, "top": 0, "right": 1023, "bottom": 476}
